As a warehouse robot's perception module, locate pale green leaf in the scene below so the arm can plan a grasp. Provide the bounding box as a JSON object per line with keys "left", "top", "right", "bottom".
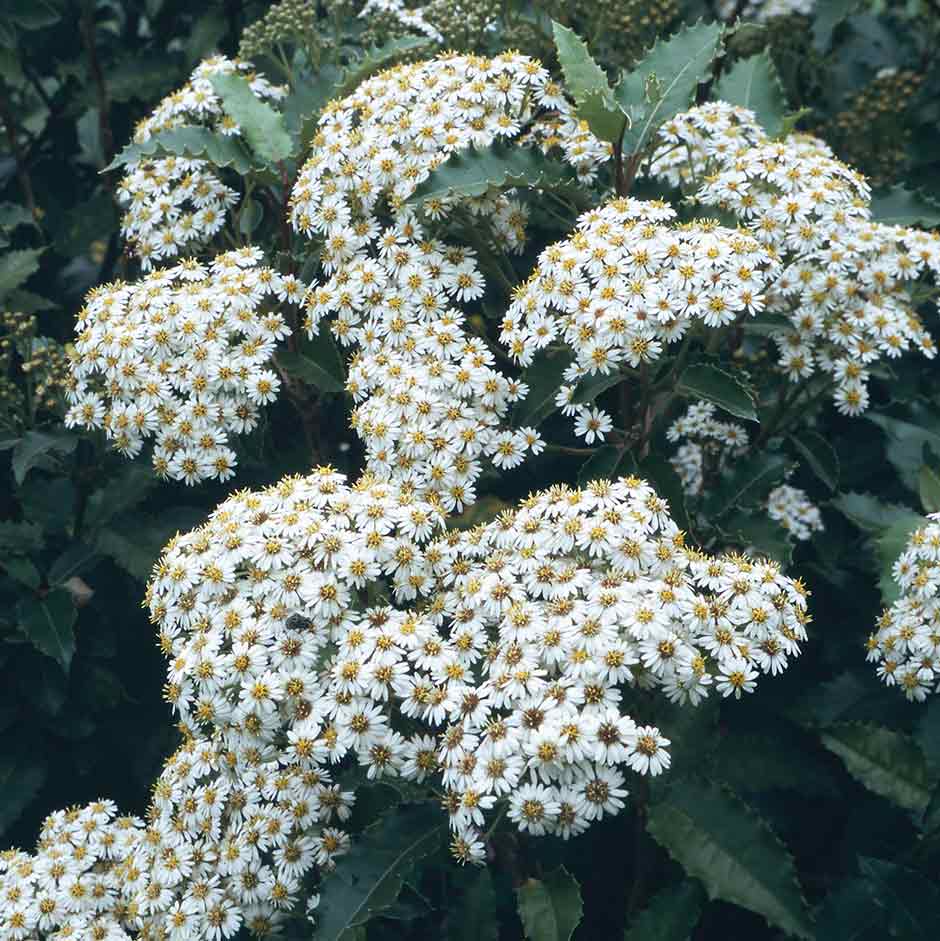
{"left": 578, "top": 445, "right": 623, "bottom": 486}
{"left": 713, "top": 50, "right": 788, "bottom": 138}
{"left": 104, "top": 125, "right": 255, "bottom": 173}
{"left": 516, "top": 866, "right": 583, "bottom": 941}
{"left": 919, "top": 465, "right": 940, "bottom": 514}
{"left": 647, "top": 778, "right": 813, "bottom": 939}
{"left": 11, "top": 430, "right": 78, "bottom": 484}
{"left": 18, "top": 589, "right": 77, "bottom": 672}
{"left": 0, "top": 247, "right": 43, "bottom": 302}
{"left": 820, "top": 722, "right": 931, "bottom": 813}
{"left": 677, "top": 363, "right": 757, "bottom": 421}
{"left": 702, "top": 452, "right": 790, "bottom": 519}
{"left": 869, "top": 186, "right": 940, "bottom": 227}
{"left": 210, "top": 73, "right": 294, "bottom": 164}
{"left": 831, "top": 491, "right": 920, "bottom": 534}
{"left": 789, "top": 431, "right": 839, "bottom": 492}
{"left": 512, "top": 350, "right": 574, "bottom": 428}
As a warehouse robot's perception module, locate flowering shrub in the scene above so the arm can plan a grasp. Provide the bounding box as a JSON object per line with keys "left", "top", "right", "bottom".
{"left": 4, "top": 3, "right": 940, "bottom": 941}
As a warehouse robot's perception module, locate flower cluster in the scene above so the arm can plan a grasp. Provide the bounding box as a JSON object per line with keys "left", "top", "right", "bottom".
{"left": 717, "top": 0, "right": 814, "bottom": 21}
{"left": 867, "top": 514, "right": 940, "bottom": 702}
{"left": 766, "top": 484, "right": 824, "bottom": 542}
{"left": 651, "top": 103, "right": 940, "bottom": 415}
{"left": 116, "top": 56, "right": 284, "bottom": 268}
{"left": 500, "top": 197, "right": 776, "bottom": 436}
{"left": 64, "top": 249, "right": 301, "bottom": 484}
{"left": 424, "top": 476, "right": 810, "bottom": 855}
{"left": 288, "top": 53, "right": 603, "bottom": 503}
{"left": 358, "top": 0, "right": 444, "bottom": 42}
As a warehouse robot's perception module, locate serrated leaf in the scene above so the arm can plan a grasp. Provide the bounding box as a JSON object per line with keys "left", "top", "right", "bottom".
{"left": 616, "top": 21, "right": 724, "bottom": 156}
{"left": 407, "top": 144, "right": 574, "bottom": 209}
{"left": 313, "top": 802, "right": 444, "bottom": 940}
{"left": 11, "top": 429, "right": 78, "bottom": 484}
{"left": 867, "top": 412, "right": 940, "bottom": 495}
{"left": 512, "top": 350, "right": 574, "bottom": 428}
{"left": 47, "top": 542, "right": 99, "bottom": 586}
{"left": 0, "top": 247, "right": 43, "bottom": 302}
{"left": 703, "top": 452, "right": 790, "bottom": 519}
{"left": 875, "top": 515, "right": 926, "bottom": 605}
{"left": 811, "top": 0, "right": 863, "bottom": 52}
{"left": 647, "top": 778, "right": 813, "bottom": 939}
{"left": 722, "top": 510, "right": 793, "bottom": 565}
{"left": 552, "top": 22, "right": 626, "bottom": 143}
{"left": 209, "top": 73, "right": 293, "bottom": 164}
{"left": 915, "top": 699, "right": 940, "bottom": 774}
{"left": 677, "top": 363, "right": 757, "bottom": 422}
{"left": 3, "top": 556, "right": 40, "bottom": 589}
{"left": 820, "top": 722, "right": 931, "bottom": 813}
{"left": 639, "top": 454, "right": 692, "bottom": 534}
{"left": 831, "top": 491, "right": 920, "bottom": 534}
{"left": 516, "top": 866, "right": 583, "bottom": 941}
{"left": 18, "top": 589, "right": 77, "bottom": 672}
{"left": 869, "top": 186, "right": 940, "bottom": 227}
{"left": 578, "top": 445, "right": 623, "bottom": 486}
{"left": 623, "top": 880, "right": 705, "bottom": 941}
{"left": 447, "top": 869, "right": 498, "bottom": 941}
{"left": 104, "top": 125, "right": 255, "bottom": 173}
{"left": 84, "top": 465, "right": 157, "bottom": 530}
{"left": 713, "top": 50, "right": 788, "bottom": 138}
{"left": 856, "top": 857, "right": 940, "bottom": 937}
{"left": 919, "top": 464, "right": 940, "bottom": 513}
{"left": 0, "top": 748, "right": 46, "bottom": 836}
{"left": 789, "top": 431, "right": 839, "bottom": 492}
{"left": 0, "top": 520, "right": 43, "bottom": 554}
{"left": 278, "top": 342, "right": 345, "bottom": 397}
{"left": 571, "top": 370, "right": 623, "bottom": 405}
{"left": 333, "top": 37, "right": 432, "bottom": 100}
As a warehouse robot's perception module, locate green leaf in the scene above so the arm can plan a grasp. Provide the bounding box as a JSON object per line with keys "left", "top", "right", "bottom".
{"left": 820, "top": 722, "right": 931, "bottom": 814}
{"left": 84, "top": 465, "right": 157, "bottom": 530}
{"left": 722, "top": 510, "right": 793, "bottom": 565}
{"left": 571, "top": 370, "right": 623, "bottom": 405}
{"left": 789, "top": 431, "right": 839, "bottom": 492}
{"left": 3, "top": 556, "right": 41, "bottom": 590}
{"left": 915, "top": 699, "right": 940, "bottom": 774}
{"left": 712, "top": 50, "right": 788, "bottom": 138}
{"left": 703, "top": 452, "right": 790, "bottom": 519}
{"left": 866, "top": 412, "right": 940, "bottom": 495}
{"left": 869, "top": 186, "right": 940, "bottom": 227}
{"left": 18, "top": 589, "right": 77, "bottom": 672}
{"left": 47, "top": 542, "right": 99, "bottom": 586}
{"left": 278, "top": 337, "right": 345, "bottom": 397}
{"left": 857, "top": 857, "right": 940, "bottom": 937}
{"left": 639, "top": 454, "right": 692, "bottom": 534}
{"left": 811, "top": 0, "right": 863, "bottom": 52}
{"left": 831, "top": 491, "right": 920, "bottom": 534}
{"left": 333, "top": 37, "right": 432, "bottom": 101}
{"left": 209, "top": 73, "right": 293, "bottom": 164}
{"left": 551, "top": 22, "right": 627, "bottom": 142}
{"left": 97, "top": 508, "right": 204, "bottom": 582}
{"left": 623, "top": 880, "right": 705, "bottom": 941}
{"left": 104, "top": 126, "right": 255, "bottom": 173}
{"left": 647, "top": 778, "right": 813, "bottom": 939}
{"left": 875, "top": 515, "right": 926, "bottom": 605}
{"left": 677, "top": 363, "right": 757, "bottom": 422}
{"left": 11, "top": 429, "right": 78, "bottom": 484}
{"left": 0, "top": 520, "right": 43, "bottom": 555}
{"left": 919, "top": 464, "right": 940, "bottom": 513}
{"left": 616, "top": 20, "right": 725, "bottom": 156}
{"left": 516, "top": 866, "right": 583, "bottom": 941}
{"left": 446, "top": 869, "right": 498, "bottom": 941}
{"left": 313, "top": 802, "right": 444, "bottom": 940}
{"left": 407, "top": 144, "right": 574, "bottom": 209}
{"left": 0, "top": 748, "right": 46, "bottom": 836}
{"left": 512, "top": 350, "right": 574, "bottom": 428}
{"left": 0, "top": 201, "right": 35, "bottom": 231}
{"left": 0, "top": 247, "right": 43, "bottom": 302}
{"left": 578, "top": 445, "right": 623, "bottom": 486}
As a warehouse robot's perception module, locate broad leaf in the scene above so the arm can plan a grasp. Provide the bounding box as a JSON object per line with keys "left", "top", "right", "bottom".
{"left": 11, "top": 430, "right": 78, "bottom": 484}
{"left": 856, "top": 857, "right": 940, "bottom": 937}
{"left": 722, "top": 511, "right": 793, "bottom": 565}
{"left": 617, "top": 21, "right": 724, "bottom": 156}
{"left": 915, "top": 699, "right": 940, "bottom": 774}
{"left": 0, "top": 749, "right": 46, "bottom": 836}
{"left": 313, "top": 802, "right": 444, "bottom": 940}
{"left": 820, "top": 722, "right": 931, "bottom": 813}
{"left": 333, "top": 37, "right": 432, "bottom": 101}
{"left": 578, "top": 445, "right": 623, "bottom": 486}
{"left": 571, "top": 370, "right": 623, "bottom": 405}
{"left": 515, "top": 865, "right": 583, "bottom": 941}
{"left": 677, "top": 363, "right": 757, "bottom": 422}
{"left": 831, "top": 491, "right": 921, "bottom": 534}
{"left": 512, "top": 350, "right": 574, "bottom": 428}
{"left": 446, "top": 869, "right": 498, "bottom": 941}
{"left": 47, "top": 542, "right": 99, "bottom": 586}
{"left": 919, "top": 464, "right": 940, "bottom": 514}
{"left": 713, "top": 50, "right": 787, "bottom": 138}
{"left": 84, "top": 465, "right": 157, "bottom": 530}
{"left": 209, "top": 73, "right": 293, "bottom": 164}
{"left": 639, "top": 454, "right": 692, "bottom": 534}
{"left": 0, "top": 247, "right": 43, "bottom": 302}
{"left": 866, "top": 412, "right": 940, "bottom": 494}
{"left": 551, "top": 22, "right": 626, "bottom": 142}
{"left": 869, "top": 186, "right": 940, "bottom": 227}
{"left": 277, "top": 340, "right": 345, "bottom": 397}
{"left": 407, "top": 144, "right": 573, "bottom": 209}
{"left": 790, "top": 431, "right": 839, "bottom": 491}
{"left": 875, "top": 515, "right": 926, "bottom": 605}
{"left": 811, "top": 0, "right": 863, "bottom": 51}
{"left": 105, "top": 125, "right": 255, "bottom": 173}
{"left": 18, "top": 589, "right": 78, "bottom": 672}
{"left": 623, "top": 880, "right": 705, "bottom": 941}
{"left": 702, "top": 452, "right": 790, "bottom": 519}
{"left": 647, "top": 778, "right": 813, "bottom": 939}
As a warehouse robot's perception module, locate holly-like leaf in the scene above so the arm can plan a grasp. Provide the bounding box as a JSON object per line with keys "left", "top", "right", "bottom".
{"left": 831, "top": 491, "right": 920, "bottom": 534}
{"left": 722, "top": 511, "right": 793, "bottom": 565}
{"left": 617, "top": 21, "right": 724, "bottom": 156}
{"left": 866, "top": 412, "right": 940, "bottom": 495}
{"left": 512, "top": 350, "right": 574, "bottom": 428}
{"left": 18, "top": 589, "right": 78, "bottom": 672}
{"left": 209, "top": 73, "right": 293, "bottom": 164}
{"left": 312, "top": 802, "right": 444, "bottom": 940}
{"left": 677, "top": 363, "right": 757, "bottom": 422}
{"left": 333, "top": 37, "right": 432, "bottom": 101}
{"left": 0, "top": 748, "right": 46, "bottom": 836}
{"left": 104, "top": 125, "right": 255, "bottom": 173}
{"left": 407, "top": 144, "right": 574, "bottom": 209}
{"left": 790, "top": 431, "right": 839, "bottom": 492}
{"left": 869, "top": 186, "right": 940, "bottom": 227}
{"left": 623, "top": 880, "right": 705, "bottom": 941}
{"left": 551, "top": 22, "right": 627, "bottom": 143}
{"left": 713, "top": 50, "right": 788, "bottom": 138}
{"left": 0, "top": 247, "right": 43, "bottom": 303}
{"left": 515, "top": 866, "right": 583, "bottom": 941}
{"left": 277, "top": 332, "right": 346, "bottom": 397}
{"left": 811, "top": 0, "right": 863, "bottom": 52}
{"left": 820, "top": 722, "right": 931, "bottom": 814}
{"left": 11, "top": 430, "right": 78, "bottom": 484}
{"left": 703, "top": 452, "right": 790, "bottom": 519}
{"left": 571, "top": 370, "right": 623, "bottom": 405}
{"left": 647, "top": 778, "right": 813, "bottom": 939}
{"left": 875, "top": 515, "right": 926, "bottom": 605}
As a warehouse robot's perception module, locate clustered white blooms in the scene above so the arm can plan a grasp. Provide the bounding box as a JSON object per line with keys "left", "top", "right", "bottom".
{"left": 288, "top": 53, "right": 606, "bottom": 506}
{"left": 667, "top": 400, "right": 750, "bottom": 498}
{"left": 358, "top": 0, "right": 444, "bottom": 42}
{"left": 116, "top": 56, "right": 285, "bottom": 269}
{"left": 650, "top": 102, "right": 940, "bottom": 416}
{"left": 64, "top": 249, "right": 302, "bottom": 484}
{"left": 766, "top": 484, "right": 824, "bottom": 542}
{"left": 868, "top": 514, "right": 940, "bottom": 702}
{"left": 1, "top": 469, "right": 813, "bottom": 938}
{"left": 500, "top": 197, "right": 777, "bottom": 440}
{"left": 717, "top": 0, "right": 814, "bottom": 21}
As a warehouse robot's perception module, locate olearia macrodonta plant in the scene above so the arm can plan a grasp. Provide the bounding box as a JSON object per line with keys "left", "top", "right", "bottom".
{"left": 4, "top": 9, "right": 940, "bottom": 941}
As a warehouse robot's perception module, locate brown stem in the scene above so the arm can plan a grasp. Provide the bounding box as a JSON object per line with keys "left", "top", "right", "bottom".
{"left": 79, "top": 1, "right": 114, "bottom": 169}
{"left": 0, "top": 80, "right": 39, "bottom": 222}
